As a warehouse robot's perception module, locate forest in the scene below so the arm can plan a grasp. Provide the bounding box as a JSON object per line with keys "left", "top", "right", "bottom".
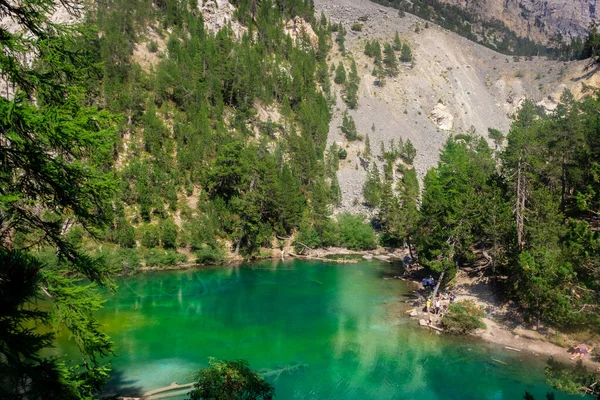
{"left": 3, "top": 0, "right": 600, "bottom": 398}
{"left": 365, "top": 90, "right": 600, "bottom": 331}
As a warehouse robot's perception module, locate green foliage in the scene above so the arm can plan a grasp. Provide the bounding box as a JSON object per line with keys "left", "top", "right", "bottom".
{"left": 363, "top": 164, "right": 382, "bottom": 207}
{"left": 441, "top": 300, "right": 486, "bottom": 334}
{"left": 351, "top": 22, "right": 363, "bottom": 32}
{"left": 383, "top": 43, "right": 399, "bottom": 77}
{"left": 160, "top": 218, "right": 179, "bottom": 249}
{"left": 393, "top": 31, "right": 402, "bottom": 51}
{"left": 400, "top": 139, "right": 416, "bottom": 164}
{"left": 341, "top": 110, "right": 360, "bottom": 141}
{"left": 336, "top": 214, "right": 378, "bottom": 250}
{"left": 344, "top": 58, "right": 360, "bottom": 109}
{"left": 334, "top": 61, "right": 347, "bottom": 84}
{"left": 545, "top": 358, "right": 599, "bottom": 396}
{"left": 400, "top": 43, "right": 413, "bottom": 62}
{"left": 188, "top": 359, "right": 274, "bottom": 400}
{"left": 140, "top": 224, "right": 160, "bottom": 248}
{"left": 336, "top": 23, "right": 346, "bottom": 54}
{"left": 0, "top": 0, "right": 119, "bottom": 397}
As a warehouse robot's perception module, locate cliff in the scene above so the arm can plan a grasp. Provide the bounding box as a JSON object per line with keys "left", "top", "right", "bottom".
{"left": 438, "top": 0, "right": 597, "bottom": 43}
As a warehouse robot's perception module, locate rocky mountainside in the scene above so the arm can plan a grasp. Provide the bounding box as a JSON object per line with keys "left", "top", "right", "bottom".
{"left": 438, "top": 0, "right": 597, "bottom": 43}
{"left": 315, "top": 0, "right": 600, "bottom": 213}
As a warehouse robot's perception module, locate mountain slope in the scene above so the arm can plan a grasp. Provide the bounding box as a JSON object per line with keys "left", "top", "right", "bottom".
{"left": 438, "top": 0, "right": 597, "bottom": 43}
{"left": 316, "top": 0, "right": 600, "bottom": 212}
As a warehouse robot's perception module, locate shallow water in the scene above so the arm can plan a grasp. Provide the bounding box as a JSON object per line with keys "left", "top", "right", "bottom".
{"left": 54, "top": 259, "right": 583, "bottom": 399}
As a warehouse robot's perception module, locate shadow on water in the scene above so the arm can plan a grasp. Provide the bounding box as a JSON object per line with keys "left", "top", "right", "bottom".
{"left": 102, "top": 369, "right": 144, "bottom": 398}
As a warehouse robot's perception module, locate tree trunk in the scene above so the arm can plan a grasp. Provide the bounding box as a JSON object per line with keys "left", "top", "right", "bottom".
{"left": 431, "top": 271, "right": 445, "bottom": 300}
{"left": 516, "top": 159, "right": 525, "bottom": 250}
{"left": 407, "top": 239, "right": 416, "bottom": 262}
{"left": 560, "top": 152, "right": 567, "bottom": 213}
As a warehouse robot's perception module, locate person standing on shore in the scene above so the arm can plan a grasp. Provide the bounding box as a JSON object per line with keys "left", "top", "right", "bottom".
{"left": 435, "top": 299, "right": 441, "bottom": 314}
{"left": 426, "top": 298, "right": 431, "bottom": 313}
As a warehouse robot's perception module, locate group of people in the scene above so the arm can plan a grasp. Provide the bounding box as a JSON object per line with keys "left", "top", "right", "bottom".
{"left": 570, "top": 344, "right": 593, "bottom": 361}
{"left": 422, "top": 276, "right": 436, "bottom": 291}
{"left": 425, "top": 291, "right": 456, "bottom": 315}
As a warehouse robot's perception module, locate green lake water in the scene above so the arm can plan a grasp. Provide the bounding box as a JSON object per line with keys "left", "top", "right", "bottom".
{"left": 54, "top": 259, "right": 583, "bottom": 399}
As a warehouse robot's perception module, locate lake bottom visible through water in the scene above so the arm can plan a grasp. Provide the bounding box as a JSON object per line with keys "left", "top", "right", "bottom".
{"left": 53, "top": 259, "right": 584, "bottom": 400}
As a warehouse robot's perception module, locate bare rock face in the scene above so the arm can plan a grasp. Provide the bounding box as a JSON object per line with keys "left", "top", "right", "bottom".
{"left": 429, "top": 103, "right": 454, "bottom": 131}
{"left": 200, "top": 0, "right": 245, "bottom": 38}
{"left": 438, "top": 0, "right": 597, "bottom": 43}
{"left": 284, "top": 17, "right": 319, "bottom": 48}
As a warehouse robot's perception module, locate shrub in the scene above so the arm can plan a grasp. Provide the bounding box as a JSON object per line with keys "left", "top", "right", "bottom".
{"left": 189, "top": 359, "right": 274, "bottom": 400}
{"left": 147, "top": 40, "right": 159, "bottom": 53}
{"left": 143, "top": 248, "right": 186, "bottom": 267}
{"left": 160, "top": 218, "right": 179, "bottom": 249}
{"left": 338, "top": 148, "right": 348, "bottom": 160}
{"left": 140, "top": 224, "right": 160, "bottom": 248}
{"left": 336, "top": 213, "right": 377, "bottom": 250}
{"left": 441, "top": 300, "right": 486, "bottom": 334}
{"left": 351, "top": 22, "right": 363, "bottom": 32}
{"left": 545, "top": 358, "right": 599, "bottom": 396}
{"left": 195, "top": 244, "right": 225, "bottom": 264}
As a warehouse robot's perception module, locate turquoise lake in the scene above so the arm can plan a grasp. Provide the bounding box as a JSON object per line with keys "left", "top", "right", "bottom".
{"left": 54, "top": 259, "right": 584, "bottom": 399}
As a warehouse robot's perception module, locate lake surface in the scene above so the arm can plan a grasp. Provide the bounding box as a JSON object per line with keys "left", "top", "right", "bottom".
{"left": 54, "top": 259, "right": 582, "bottom": 399}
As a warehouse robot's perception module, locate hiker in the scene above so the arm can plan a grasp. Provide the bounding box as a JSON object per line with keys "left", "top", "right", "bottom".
{"left": 426, "top": 298, "right": 431, "bottom": 313}
{"left": 449, "top": 292, "right": 456, "bottom": 303}
{"left": 435, "top": 299, "right": 441, "bottom": 314}
{"left": 428, "top": 276, "right": 435, "bottom": 289}
{"left": 422, "top": 277, "right": 429, "bottom": 290}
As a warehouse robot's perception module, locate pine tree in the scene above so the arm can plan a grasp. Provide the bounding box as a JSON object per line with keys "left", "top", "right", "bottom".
{"left": 0, "top": 0, "right": 118, "bottom": 397}
{"left": 363, "top": 164, "right": 382, "bottom": 207}
{"left": 365, "top": 134, "right": 373, "bottom": 159}
{"left": 344, "top": 58, "right": 360, "bottom": 109}
{"left": 383, "top": 43, "right": 399, "bottom": 77}
{"left": 400, "top": 43, "right": 413, "bottom": 62}
{"left": 393, "top": 31, "right": 402, "bottom": 51}
{"left": 341, "top": 110, "right": 359, "bottom": 141}
{"left": 337, "top": 23, "right": 346, "bottom": 55}
{"left": 401, "top": 139, "right": 416, "bottom": 164}
{"left": 334, "top": 61, "right": 347, "bottom": 84}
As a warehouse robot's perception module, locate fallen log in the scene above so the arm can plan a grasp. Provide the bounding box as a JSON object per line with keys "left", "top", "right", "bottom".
{"left": 492, "top": 359, "right": 507, "bottom": 365}
{"left": 504, "top": 346, "right": 521, "bottom": 352}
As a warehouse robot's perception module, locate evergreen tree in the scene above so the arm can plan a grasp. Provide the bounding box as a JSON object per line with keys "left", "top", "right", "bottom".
{"left": 393, "top": 31, "right": 402, "bottom": 51}
{"left": 344, "top": 58, "right": 360, "bottom": 109}
{"left": 383, "top": 43, "right": 399, "bottom": 76}
{"left": 0, "top": 0, "right": 118, "bottom": 397}
{"left": 400, "top": 44, "right": 413, "bottom": 62}
{"left": 364, "top": 134, "right": 373, "bottom": 159}
{"left": 334, "top": 61, "right": 347, "bottom": 84}
{"left": 363, "top": 164, "right": 382, "bottom": 207}
{"left": 341, "top": 110, "right": 359, "bottom": 141}
{"left": 401, "top": 139, "right": 416, "bottom": 164}
{"left": 337, "top": 23, "right": 346, "bottom": 55}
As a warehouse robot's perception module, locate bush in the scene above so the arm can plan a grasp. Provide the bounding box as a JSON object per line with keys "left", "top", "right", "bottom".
{"left": 140, "top": 224, "right": 160, "bottom": 248}
{"left": 189, "top": 359, "right": 274, "bottom": 400}
{"left": 147, "top": 40, "right": 159, "bottom": 53}
{"left": 545, "top": 358, "right": 599, "bottom": 396}
{"left": 336, "top": 213, "right": 377, "bottom": 250}
{"left": 338, "top": 148, "right": 348, "bottom": 160}
{"left": 195, "top": 244, "right": 225, "bottom": 264}
{"left": 160, "top": 218, "right": 179, "bottom": 249}
{"left": 441, "top": 300, "right": 486, "bottom": 334}
{"left": 143, "top": 248, "right": 186, "bottom": 267}
{"left": 351, "top": 22, "right": 363, "bottom": 32}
